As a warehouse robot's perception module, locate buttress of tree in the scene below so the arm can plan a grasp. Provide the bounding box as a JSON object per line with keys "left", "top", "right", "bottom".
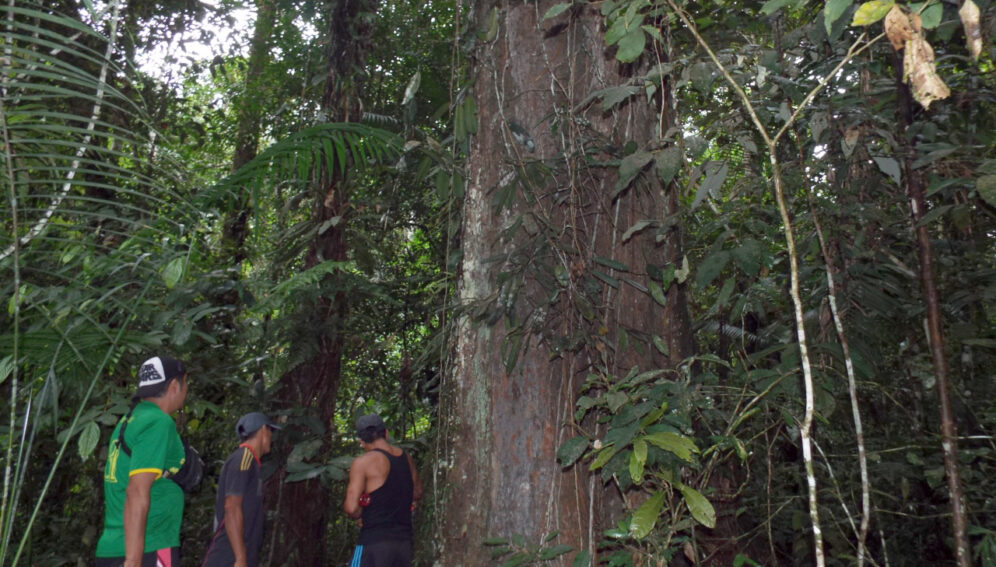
{"left": 884, "top": 5, "right": 950, "bottom": 109}
{"left": 958, "top": 0, "right": 982, "bottom": 60}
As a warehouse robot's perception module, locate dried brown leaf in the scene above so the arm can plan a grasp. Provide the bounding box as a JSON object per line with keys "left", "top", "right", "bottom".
{"left": 904, "top": 36, "right": 951, "bottom": 109}
{"left": 683, "top": 540, "right": 696, "bottom": 564}
{"left": 885, "top": 5, "right": 916, "bottom": 50}
{"left": 959, "top": 0, "right": 982, "bottom": 60}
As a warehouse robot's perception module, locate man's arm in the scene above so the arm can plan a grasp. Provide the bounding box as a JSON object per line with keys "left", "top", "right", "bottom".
{"left": 407, "top": 452, "right": 423, "bottom": 505}
{"left": 123, "top": 472, "right": 157, "bottom": 567}
{"left": 223, "top": 494, "right": 247, "bottom": 567}
{"left": 344, "top": 455, "right": 367, "bottom": 520}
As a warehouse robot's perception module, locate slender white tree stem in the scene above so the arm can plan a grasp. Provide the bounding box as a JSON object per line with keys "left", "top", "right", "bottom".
{"left": 815, "top": 219, "right": 872, "bottom": 566}
{"left": 662, "top": 5, "right": 886, "bottom": 565}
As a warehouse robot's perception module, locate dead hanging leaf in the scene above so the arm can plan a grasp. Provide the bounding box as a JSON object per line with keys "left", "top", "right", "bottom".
{"left": 842, "top": 126, "right": 862, "bottom": 158}
{"left": 959, "top": 0, "right": 982, "bottom": 60}
{"left": 904, "top": 36, "right": 951, "bottom": 109}
{"left": 884, "top": 5, "right": 948, "bottom": 108}
{"left": 683, "top": 540, "right": 696, "bottom": 564}
{"left": 884, "top": 5, "right": 918, "bottom": 50}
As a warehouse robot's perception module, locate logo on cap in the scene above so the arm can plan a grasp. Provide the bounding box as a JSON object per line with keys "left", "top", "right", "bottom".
{"left": 139, "top": 357, "right": 167, "bottom": 388}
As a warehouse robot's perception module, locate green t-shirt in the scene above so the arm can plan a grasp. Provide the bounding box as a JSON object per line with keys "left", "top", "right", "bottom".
{"left": 96, "top": 401, "right": 186, "bottom": 557}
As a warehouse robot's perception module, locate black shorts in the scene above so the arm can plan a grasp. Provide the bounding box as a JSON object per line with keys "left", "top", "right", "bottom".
{"left": 349, "top": 540, "right": 413, "bottom": 567}
{"left": 95, "top": 547, "right": 180, "bottom": 567}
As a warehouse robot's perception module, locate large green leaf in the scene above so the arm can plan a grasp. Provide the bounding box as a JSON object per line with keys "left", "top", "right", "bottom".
{"left": 977, "top": 174, "right": 996, "bottom": 208}
{"left": 629, "top": 439, "right": 648, "bottom": 484}
{"left": 162, "top": 257, "right": 185, "bottom": 289}
{"left": 589, "top": 445, "right": 620, "bottom": 470}
{"left": 851, "top": 0, "right": 894, "bottom": 25}
{"left": 77, "top": 421, "right": 100, "bottom": 461}
{"left": 614, "top": 151, "right": 654, "bottom": 196}
{"left": 616, "top": 28, "right": 646, "bottom": 63}
{"left": 629, "top": 491, "right": 666, "bottom": 539}
{"left": 677, "top": 483, "right": 716, "bottom": 528}
{"left": 643, "top": 431, "right": 698, "bottom": 462}
{"left": 655, "top": 147, "right": 683, "bottom": 184}
{"left": 873, "top": 156, "right": 902, "bottom": 185}
{"left": 598, "top": 85, "right": 643, "bottom": 111}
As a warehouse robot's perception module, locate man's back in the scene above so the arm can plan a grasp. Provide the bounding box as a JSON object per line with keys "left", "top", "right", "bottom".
{"left": 202, "top": 445, "right": 264, "bottom": 567}
{"left": 358, "top": 448, "right": 414, "bottom": 545}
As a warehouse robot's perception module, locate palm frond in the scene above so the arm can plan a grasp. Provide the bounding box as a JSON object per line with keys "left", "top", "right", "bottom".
{"left": 201, "top": 122, "right": 404, "bottom": 209}
{"left": 2, "top": 4, "right": 207, "bottom": 563}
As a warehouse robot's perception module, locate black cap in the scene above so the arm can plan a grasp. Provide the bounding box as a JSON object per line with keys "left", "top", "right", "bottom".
{"left": 236, "top": 412, "right": 281, "bottom": 440}
{"left": 135, "top": 356, "right": 186, "bottom": 398}
{"left": 355, "top": 413, "right": 386, "bottom": 436}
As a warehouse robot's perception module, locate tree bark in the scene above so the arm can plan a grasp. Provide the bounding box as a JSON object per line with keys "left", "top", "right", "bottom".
{"left": 895, "top": 59, "right": 970, "bottom": 567}
{"left": 438, "top": 1, "right": 691, "bottom": 564}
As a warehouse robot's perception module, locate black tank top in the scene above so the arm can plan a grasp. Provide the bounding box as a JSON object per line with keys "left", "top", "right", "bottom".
{"left": 358, "top": 449, "right": 414, "bottom": 544}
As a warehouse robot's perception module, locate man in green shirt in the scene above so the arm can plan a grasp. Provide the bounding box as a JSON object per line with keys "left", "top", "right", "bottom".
{"left": 96, "top": 355, "right": 190, "bottom": 567}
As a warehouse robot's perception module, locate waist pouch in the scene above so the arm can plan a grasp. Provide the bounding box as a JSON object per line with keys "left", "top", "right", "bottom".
{"left": 118, "top": 409, "right": 205, "bottom": 493}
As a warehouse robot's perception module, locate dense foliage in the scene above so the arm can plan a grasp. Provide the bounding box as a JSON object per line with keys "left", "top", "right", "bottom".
{"left": 1, "top": 0, "right": 993, "bottom": 565}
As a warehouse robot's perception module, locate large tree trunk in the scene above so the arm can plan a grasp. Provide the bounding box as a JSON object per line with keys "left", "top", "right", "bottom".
{"left": 438, "top": 2, "right": 691, "bottom": 564}
{"left": 265, "top": 0, "right": 372, "bottom": 563}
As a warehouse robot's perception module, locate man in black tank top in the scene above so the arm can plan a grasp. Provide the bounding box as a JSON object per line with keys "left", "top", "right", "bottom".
{"left": 344, "top": 414, "right": 423, "bottom": 567}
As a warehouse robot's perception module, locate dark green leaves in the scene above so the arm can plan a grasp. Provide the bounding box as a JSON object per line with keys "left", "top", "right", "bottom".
{"left": 557, "top": 436, "right": 590, "bottom": 466}
{"left": 760, "top": 0, "right": 797, "bottom": 15}
{"left": 543, "top": 2, "right": 573, "bottom": 20}
{"left": 604, "top": 0, "right": 650, "bottom": 62}
{"left": 616, "top": 29, "right": 647, "bottom": 63}
{"left": 695, "top": 250, "right": 731, "bottom": 289}
{"left": 600, "top": 85, "right": 643, "bottom": 111}
{"left": 655, "top": 147, "right": 683, "bottom": 184}
{"left": 615, "top": 151, "right": 654, "bottom": 197}
{"left": 825, "top": 0, "right": 853, "bottom": 33}
{"left": 0, "top": 356, "right": 14, "bottom": 386}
